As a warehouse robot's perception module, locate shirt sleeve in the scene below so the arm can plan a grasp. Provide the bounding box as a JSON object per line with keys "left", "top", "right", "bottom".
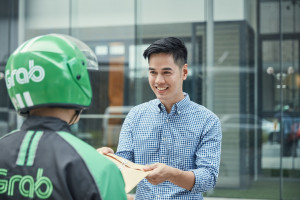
{"left": 190, "top": 115, "right": 222, "bottom": 193}
{"left": 116, "top": 107, "right": 136, "bottom": 162}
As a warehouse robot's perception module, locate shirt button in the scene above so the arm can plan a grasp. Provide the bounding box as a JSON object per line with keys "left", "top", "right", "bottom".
{"left": 161, "top": 157, "right": 165, "bottom": 160}
{"left": 166, "top": 119, "right": 169, "bottom": 123}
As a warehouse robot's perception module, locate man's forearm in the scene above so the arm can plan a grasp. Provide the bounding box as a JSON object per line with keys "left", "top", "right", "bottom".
{"left": 168, "top": 168, "right": 195, "bottom": 191}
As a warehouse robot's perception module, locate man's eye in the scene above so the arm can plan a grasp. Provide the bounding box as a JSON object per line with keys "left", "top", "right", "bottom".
{"left": 150, "top": 71, "right": 156, "bottom": 74}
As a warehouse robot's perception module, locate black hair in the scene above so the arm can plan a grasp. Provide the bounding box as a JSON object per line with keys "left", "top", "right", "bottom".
{"left": 143, "top": 37, "right": 187, "bottom": 68}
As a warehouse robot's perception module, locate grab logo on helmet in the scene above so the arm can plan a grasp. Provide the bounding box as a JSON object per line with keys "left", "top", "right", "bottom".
{"left": 5, "top": 60, "right": 45, "bottom": 89}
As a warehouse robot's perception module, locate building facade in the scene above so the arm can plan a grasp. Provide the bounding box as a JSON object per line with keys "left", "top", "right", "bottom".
{"left": 0, "top": 0, "right": 299, "bottom": 199}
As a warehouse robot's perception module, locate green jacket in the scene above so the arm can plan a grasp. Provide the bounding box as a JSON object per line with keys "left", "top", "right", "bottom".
{"left": 0, "top": 116, "right": 126, "bottom": 200}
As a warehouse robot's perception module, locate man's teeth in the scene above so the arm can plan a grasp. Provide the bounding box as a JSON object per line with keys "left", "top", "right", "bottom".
{"left": 157, "top": 87, "right": 167, "bottom": 91}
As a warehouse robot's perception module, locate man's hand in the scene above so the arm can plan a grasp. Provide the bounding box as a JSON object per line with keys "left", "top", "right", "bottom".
{"left": 143, "top": 163, "right": 179, "bottom": 185}
{"left": 127, "top": 194, "right": 135, "bottom": 200}
{"left": 97, "top": 147, "right": 114, "bottom": 155}
{"left": 143, "top": 163, "right": 195, "bottom": 190}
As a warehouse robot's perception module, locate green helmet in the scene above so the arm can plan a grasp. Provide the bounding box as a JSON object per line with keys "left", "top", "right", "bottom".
{"left": 5, "top": 34, "right": 98, "bottom": 115}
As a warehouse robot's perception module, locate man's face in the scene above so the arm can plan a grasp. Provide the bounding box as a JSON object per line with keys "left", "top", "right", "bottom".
{"left": 148, "top": 53, "right": 187, "bottom": 107}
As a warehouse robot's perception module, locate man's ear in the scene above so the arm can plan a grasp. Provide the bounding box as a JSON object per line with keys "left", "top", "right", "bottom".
{"left": 182, "top": 64, "right": 188, "bottom": 80}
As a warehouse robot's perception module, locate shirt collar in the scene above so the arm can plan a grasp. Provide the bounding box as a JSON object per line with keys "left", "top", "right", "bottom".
{"left": 155, "top": 92, "right": 191, "bottom": 115}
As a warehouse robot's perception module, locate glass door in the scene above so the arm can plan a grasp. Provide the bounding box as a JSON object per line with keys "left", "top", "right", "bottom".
{"left": 261, "top": 37, "right": 300, "bottom": 198}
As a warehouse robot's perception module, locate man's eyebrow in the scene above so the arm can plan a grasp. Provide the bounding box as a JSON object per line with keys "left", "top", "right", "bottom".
{"left": 148, "top": 67, "right": 173, "bottom": 70}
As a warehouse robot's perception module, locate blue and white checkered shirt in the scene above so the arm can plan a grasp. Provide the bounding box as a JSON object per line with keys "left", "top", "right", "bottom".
{"left": 116, "top": 94, "right": 222, "bottom": 200}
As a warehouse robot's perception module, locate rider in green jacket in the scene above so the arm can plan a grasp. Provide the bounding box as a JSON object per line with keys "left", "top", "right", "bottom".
{"left": 0, "top": 34, "right": 127, "bottom": 200}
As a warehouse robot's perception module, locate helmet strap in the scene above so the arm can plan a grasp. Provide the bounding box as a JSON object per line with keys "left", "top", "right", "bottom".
{"left": 69, "top": 109, "right": 82, "bottom": 125}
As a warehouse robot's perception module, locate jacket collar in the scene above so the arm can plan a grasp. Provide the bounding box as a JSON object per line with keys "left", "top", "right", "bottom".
{"left": 21, "top": 116, "right": 71, "bottom": 132}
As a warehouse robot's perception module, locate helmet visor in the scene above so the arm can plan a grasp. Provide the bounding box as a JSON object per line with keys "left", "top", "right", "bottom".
{"left": 54, "top": 34, "right": 99, "bottom": 70}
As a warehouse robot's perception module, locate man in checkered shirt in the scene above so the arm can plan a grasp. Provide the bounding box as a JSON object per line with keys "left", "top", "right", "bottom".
{"left": 99, "top": 37, "right": 222, "bottom": 200}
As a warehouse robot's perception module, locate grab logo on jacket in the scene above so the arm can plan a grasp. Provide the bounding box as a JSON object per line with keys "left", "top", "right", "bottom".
{"left": 0, "top": 168, "right": 53, "bottom": 199}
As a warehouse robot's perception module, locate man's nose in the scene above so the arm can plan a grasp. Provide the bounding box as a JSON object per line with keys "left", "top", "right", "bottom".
{"left": 155, "top": 74, "right": 165, "bottom": 84}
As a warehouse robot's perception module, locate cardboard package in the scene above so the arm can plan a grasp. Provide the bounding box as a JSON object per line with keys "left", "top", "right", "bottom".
{"left": 104, "top": 153, "right": 150, "bottom": 193}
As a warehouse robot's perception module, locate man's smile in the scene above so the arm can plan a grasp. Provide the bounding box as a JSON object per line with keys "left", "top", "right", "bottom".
{"left": 156, "top": 87, "right": 168, "bottom": 91}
